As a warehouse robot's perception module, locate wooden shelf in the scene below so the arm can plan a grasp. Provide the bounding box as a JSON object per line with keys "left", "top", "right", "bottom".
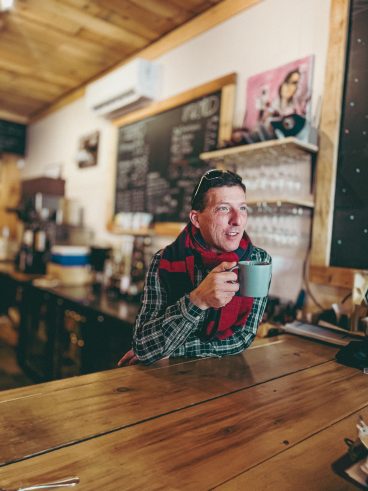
{"left": 153, "top": 222, "right": 186, "bottom": 237}
{"left": 107, "top": 222, "right": 186, "bottom": 237}
{"left": 200, "top": 137, "right": 318, "bottom": 164}
{"left": 108, "top": 225, "right": 154, "bottom": 236}
{"left": 247, "top": 197, "right": 314, "bottom": 208}
{"left": 309, "top": 264, "right": 357, "bottom": 289}
{"left": 201, "top": 138, "right": 317, "bottom": 209}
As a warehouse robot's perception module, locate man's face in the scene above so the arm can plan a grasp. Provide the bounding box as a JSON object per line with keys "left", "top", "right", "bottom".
{"left": 190, "top": 185, "right": 248, "bottom": 253}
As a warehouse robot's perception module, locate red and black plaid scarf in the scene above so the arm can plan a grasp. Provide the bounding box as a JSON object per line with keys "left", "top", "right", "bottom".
{"left": 158, "top": 223, "right": 254, "bottom": 340}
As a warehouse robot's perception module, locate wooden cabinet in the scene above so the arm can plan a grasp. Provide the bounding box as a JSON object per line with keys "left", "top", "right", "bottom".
{"left": 7, "top": 280, "right": 136, "bottom": 382}
{"left": 52, "top": 300, "right": 134, "bottom": 380}
{"left": 17, "top": 286, "right": 57, "bottom": 381}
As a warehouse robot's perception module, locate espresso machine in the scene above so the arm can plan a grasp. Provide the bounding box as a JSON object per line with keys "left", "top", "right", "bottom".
{"left": 9, "top": 177, "right": 93, "bottom": 274}
{"left": 7, "top": 177, "right": 64, "bottom": 274}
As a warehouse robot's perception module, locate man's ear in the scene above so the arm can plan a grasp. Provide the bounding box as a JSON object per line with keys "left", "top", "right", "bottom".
{"left": 189, "top": 210, "right": 200, "bottom": 229}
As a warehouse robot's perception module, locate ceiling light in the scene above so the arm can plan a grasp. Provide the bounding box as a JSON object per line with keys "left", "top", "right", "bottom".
{"left": 0, "top": 0, "right": 14, "bottom": 12}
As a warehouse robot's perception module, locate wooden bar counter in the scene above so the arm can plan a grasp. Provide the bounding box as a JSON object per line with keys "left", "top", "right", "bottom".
{"left": 0, "top": 335, "right": 365, "bottom": 490}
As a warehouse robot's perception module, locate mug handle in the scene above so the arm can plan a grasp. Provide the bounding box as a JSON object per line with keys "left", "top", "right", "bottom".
{"left": 227, "top": 264, "right": 239, "bottom": 284}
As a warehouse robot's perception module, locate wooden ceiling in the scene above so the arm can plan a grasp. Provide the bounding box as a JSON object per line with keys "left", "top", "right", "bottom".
{"left": 0, "top": 0, "right": 225, "bottom": 123}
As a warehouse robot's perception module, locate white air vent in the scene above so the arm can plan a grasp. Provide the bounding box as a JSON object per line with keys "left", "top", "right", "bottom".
{"left": 85, "top": 58, "right": 160, "bottom": 118}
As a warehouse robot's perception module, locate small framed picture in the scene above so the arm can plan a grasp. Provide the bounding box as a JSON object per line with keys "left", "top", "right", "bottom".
{"left": 76, "top": 131, "right": 100, "bottom": 168}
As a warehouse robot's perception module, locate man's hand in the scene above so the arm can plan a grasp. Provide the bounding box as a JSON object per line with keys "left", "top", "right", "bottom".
{"left": 189, "top": 261, "right": 239, "bottom": 310}
{"left": 117, "top": 349, "right": 139, "bottom": 367}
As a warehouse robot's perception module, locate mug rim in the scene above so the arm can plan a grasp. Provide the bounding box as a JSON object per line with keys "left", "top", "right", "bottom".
{"left": 238, "top": 261, "right": 271, "bottom": 266}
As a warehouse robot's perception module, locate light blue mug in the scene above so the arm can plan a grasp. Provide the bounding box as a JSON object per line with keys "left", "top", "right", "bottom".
{"left": 231, "top": 261, "right": 272, "bottom": 297}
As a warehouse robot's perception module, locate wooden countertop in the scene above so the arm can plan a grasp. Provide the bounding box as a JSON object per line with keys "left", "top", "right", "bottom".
{"left": 0, "top": 335, "right": 365, "bottom": 490}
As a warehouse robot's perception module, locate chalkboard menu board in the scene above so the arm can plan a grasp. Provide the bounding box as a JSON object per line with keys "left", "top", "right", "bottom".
{"left": 0, "top": 119, "right": 27, "bottom": 156}
{"left": 330, "top": 0, "right": 368, "bottom": 269}
{"left": 115, "top": 91, "right": 222, "bottom": 222}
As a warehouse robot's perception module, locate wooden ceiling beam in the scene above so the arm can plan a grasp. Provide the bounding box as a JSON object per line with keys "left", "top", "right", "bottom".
{"left": 6, "top": 15, "right": 123, "bottom": 62}
{"left": 74, "top": 0, "right": 162, "bottom": 40}
{"left": 0, "top": 55, "right": 76, "bottom": 88}
{"left": 0, "top": 92, "right": 48, "bottom": 107}
{"left": 25, "top": 0, "right": 148, "bottom": 48}
{"left": 75, "top": 29, "right": 133, "bottom": 58}
{"left": 0, "top": 67, "right": 68, "bottom": 95}
{"left": 57, "top": 44, "right": 116, "bottom": 67}
{"left": 0, "top": 92, "right": 40, "bottom": 106}
{"left": 0, "top": 50, "right": 84, "bottom": 88}
{"left": 0, "top": 109, "right": 28, "bottom": 124}
{"left": 128, "top": 0, "right": 193, "bottom": 22}
{"left": 0, "top": 55, "right": 37, "bottom": 77}
{"left": 167, "top": 0, "right": 218, "bottom": 14}
{"left": 92, "top": 0, "right": 181, "bottom": 35}
{"left": 16, "top": 0, "right": 82, "bottom": 35}
{"left": 0, "top": 46, "right": 85, "bottom": 86}
{"left": 0, "top": 74, "right": 73, "bottom": 102}
{"left": 0, "top": 95, "right": 41, "bottom": 115}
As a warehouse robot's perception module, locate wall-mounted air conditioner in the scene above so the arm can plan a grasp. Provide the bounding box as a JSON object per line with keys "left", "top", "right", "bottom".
{"left": 85, "top": 58, "right": 160, "bottom": 119}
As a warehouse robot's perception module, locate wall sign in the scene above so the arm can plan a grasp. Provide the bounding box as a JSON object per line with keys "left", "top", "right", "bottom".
{"left": 0, "top": 119, "right": 27, "bottom": 156}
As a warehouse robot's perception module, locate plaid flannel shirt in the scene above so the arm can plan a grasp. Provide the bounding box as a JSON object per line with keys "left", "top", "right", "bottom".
{"left": 133, "top": 246, "right": 271, "bottom": 364}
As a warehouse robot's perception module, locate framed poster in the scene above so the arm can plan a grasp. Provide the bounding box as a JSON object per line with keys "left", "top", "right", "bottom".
{"left": 243, "top": 56, "right": 314, "bottom": 133}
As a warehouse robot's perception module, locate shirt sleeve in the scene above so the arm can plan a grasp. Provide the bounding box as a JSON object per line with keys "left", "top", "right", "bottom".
{"left": 132, "top": 252, "right": 205, "bottom": 364}
{"left": 171, "top": 294, "right": 267, "bottom": 358}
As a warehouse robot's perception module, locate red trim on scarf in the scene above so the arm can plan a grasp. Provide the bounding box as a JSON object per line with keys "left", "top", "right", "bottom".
{"left": 213, "top": 295, "right": 253, "bottom": 339}
{"left": 185, "top": 255, "right": 195, "bottom": 283}
{"left": 160, "top": 259, "right": 187, "bottom": 273}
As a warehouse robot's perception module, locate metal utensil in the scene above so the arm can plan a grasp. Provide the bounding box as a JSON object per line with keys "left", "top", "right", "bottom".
{"left": 0, "top": 476, "right": 80, "bottom": 491}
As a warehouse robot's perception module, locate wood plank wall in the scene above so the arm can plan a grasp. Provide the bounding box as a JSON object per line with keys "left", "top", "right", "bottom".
{"left": 309, "top": 0, "right": 351, "bottom": 290}
{"left": 0, "top": 155, "right": 21, "bottom": 239}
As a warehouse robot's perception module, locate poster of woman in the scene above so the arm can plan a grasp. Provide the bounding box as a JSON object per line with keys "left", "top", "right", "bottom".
{"left": 243, "top": 55, "right": 314, "bottom": 134}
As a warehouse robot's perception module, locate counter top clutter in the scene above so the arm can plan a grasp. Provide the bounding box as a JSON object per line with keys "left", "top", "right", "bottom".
{"left": 0, "top": 263, "right": 140, "bottom": 324}
{"left": 0, "top": 335, "right": 366, "bottom": 490}
{"left": 47, "top": 245, "right": 92, "bottom": 286}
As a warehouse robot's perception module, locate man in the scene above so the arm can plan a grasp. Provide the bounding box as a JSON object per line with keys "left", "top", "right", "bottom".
{"left": 118, "top": 169, "right": 271, "bottom": 366}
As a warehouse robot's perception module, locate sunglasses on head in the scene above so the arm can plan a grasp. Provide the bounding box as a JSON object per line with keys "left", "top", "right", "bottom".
{"left": 192, "top": 169, "right": 241, "bottom": 204}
